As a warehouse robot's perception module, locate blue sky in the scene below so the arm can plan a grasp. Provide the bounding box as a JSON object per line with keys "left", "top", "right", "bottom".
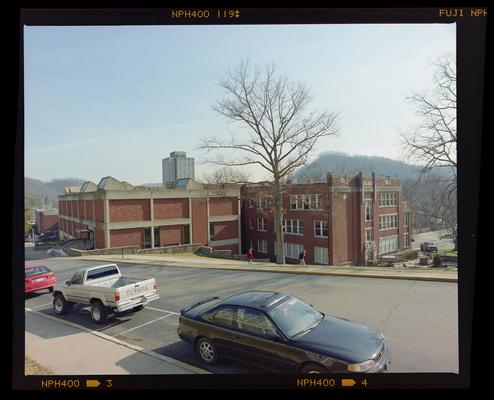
{"left": 24, "top": 23, "right": 455, "bottom": 184}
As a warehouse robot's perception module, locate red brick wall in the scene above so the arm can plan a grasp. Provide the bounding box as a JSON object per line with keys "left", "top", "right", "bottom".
{"left": 330, "top": 192, "right": 351, "bottom": 265}
{"left": 191, "top": 198, "right": 208, "bottom": 244}
{"left": 154, "top": 198, "right": 189, "bottom": 219}
{"left": 78, "top": 200, "right": 84, "bottom": 219}
{"left": 94, "top": 200, "right": 104, "bottom": 222}
{"left": 110, "top": 228, "right": 144, "bottom": 248}
{"left": 85, "top": 200, "right": 94, "bottom": 221}
{"left": 109, "top": 199, "right": 150, "bottom": 222}
{"left": 95, "top": 228, "right": 105, "bottom": 249}
{"left": 209, "top": 198, "right": 238, "bottom": 217}
{"left": 211, "top": 221, "right": 238, "bottom": 241}
{"left": 39, "top": 214, "right": 59, "bottom": 233}
{"left": 160, "top": 225, "right": 184, "bottom": 246}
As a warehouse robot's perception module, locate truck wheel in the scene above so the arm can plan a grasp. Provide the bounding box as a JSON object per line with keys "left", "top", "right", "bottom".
{"left": 90, "top": 301, "right": 107, "bottom": 324}
{"left": 53, "top": 293, "right": 68, "bottom": 315}
{"left": 133, "top": 305, "right": 144, "bottom": 312}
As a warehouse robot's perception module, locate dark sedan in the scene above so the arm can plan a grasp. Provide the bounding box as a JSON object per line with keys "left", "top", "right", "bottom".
{"left": 177, "top": 290, "right": 391, "bottom": 373}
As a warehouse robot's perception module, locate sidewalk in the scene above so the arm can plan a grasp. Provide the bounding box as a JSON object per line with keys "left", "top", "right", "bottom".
{"left": 77, "top": 253, "right": 458, "bottom": 282}
{"left": 25, "top": 309, "right": 208, "bottom": 375}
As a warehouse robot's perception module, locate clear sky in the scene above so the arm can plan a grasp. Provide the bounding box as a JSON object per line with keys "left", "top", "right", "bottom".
{"left": 24, "top": 23, "right": 455, "bottom": 184}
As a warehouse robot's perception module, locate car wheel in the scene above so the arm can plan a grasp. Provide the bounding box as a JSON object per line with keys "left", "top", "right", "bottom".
{"left": 196, "top": 337, "right": 218, "bottom": 365}
{"left": 300, "top": 363, "right": 329, "bottom": 374}
{"left": 90, "top": 301, "right": 107, "bottom": 325}
{"left": 53, "top": 294, "right": 68, "bottom": 315}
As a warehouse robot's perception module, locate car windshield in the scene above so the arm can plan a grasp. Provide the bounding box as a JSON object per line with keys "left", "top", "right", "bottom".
{"left": 25, "top": 266, "right": 50, "bottom": 277}
{"left": 267, "top": 296, "right": 323, "bottom": 338}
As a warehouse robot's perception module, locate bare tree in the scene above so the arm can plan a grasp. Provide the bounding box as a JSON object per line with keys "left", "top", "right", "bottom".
{"left": 200, "top": 166, "right": 250, "bottom": 185}
{"left": 200, "top": 60, "right": 338, "bottom": 263}
{"left": 400, "top": 55, "right": 457, "bottom": 245}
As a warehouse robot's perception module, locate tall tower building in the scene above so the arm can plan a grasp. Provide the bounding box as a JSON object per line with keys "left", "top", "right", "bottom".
{"left": 162, "top": 151, "right": 195, "bottom": 187}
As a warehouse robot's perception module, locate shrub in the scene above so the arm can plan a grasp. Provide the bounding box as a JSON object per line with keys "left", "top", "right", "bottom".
{"left": 432, "top": 254, "right": 442, "bottom": 267}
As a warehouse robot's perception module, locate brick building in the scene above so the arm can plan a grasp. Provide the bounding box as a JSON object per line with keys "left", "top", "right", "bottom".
{"left": 58, "top": 176, "right": 241, "bottom": 253}
{"left": 241, "top": 172, "right": 413, "bottom": 266}
{"left": 33, "top": 209, "right": 59, "bottom": 235}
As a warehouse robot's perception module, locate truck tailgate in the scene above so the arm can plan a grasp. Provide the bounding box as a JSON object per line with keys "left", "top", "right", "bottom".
{"left": 113, "top": 278, "right": 159, "bottom": 312}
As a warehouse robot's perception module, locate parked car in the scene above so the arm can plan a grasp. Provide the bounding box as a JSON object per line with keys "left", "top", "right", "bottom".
{"left": 25, "top": 265, "right": 57, "bottom": 294}
{"left": 53, "top": 264, "right": 159, "bottom": 324}
{"left": 177, "top": 290, "right": 391, "bottom": 373}
{"left": 420, "top": 242, "right": 438, "bottom": 252}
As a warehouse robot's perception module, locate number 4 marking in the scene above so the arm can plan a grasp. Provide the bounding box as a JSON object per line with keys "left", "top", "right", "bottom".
{"left": 361, "top": 379, "right": 368, "bottom": 387}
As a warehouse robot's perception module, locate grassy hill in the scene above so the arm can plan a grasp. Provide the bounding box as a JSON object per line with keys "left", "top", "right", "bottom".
{"left": 294, "top": 151, "right": 423, "bottom": 181}
{"left": 25, "top": 177, "right": 86, "bottom": 208}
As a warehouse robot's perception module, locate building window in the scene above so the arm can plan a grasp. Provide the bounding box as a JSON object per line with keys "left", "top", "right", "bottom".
{"left": 250, "top": 219, "right": 255, "bottom": 229}
{"left": 283, "top": 219, "right": 304, "bottom": 235}
{"left": 404, "top": 212, "right": 409, "bottom": 227}
{"left": 314, "top": 221, "right": 328, "bottom": 237}
{"left": 379, "top": 192, "right": 397, "bottom": 207}
{"left": 248, "top": 199, "right": 254, "bottom": 208}
{"left": 379, "top": 214, "right": 398, "bottom": 230}
{"left": 257, "top": 218, "right": 267, "bottom": 232}
{"left": 255, "top": 198, "right": 270, "bottom": 209}
{"left": 365, "top": 199, "right": 373, "bottom": 221}
{"left": 379, "top": 236, "right": 398, "bottom": 254}
{"left": 284, "top": 242, "right": 304, "bottom": 259}
{"left": 258, "top": 239, "right": 268, "bottom": 254}
{"left": 289, "top": 194, "right": 321, "bottom": 210}
{"left": 404, "top": 232, "right": 409, "bottom": 247}
{"left": 365, "top": 228, "right": 374, "bottom": 241}
{"left": 314, "top": 247, "right": 329, "bottom": 265}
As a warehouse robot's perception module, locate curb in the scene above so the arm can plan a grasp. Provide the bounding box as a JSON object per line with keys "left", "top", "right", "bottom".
{"left": 77, "top": 256, "right": 458, "bottom": 283}
{"left": 25, "top": 308, "right": 210, "bottom": 375}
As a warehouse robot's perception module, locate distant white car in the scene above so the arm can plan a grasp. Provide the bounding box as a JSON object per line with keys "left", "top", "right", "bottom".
{"left": 47, "top": 248, "right": 67, "bottom": 257}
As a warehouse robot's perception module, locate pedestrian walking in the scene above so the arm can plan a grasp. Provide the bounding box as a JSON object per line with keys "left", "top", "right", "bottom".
{"left": 246, "top": 248, "right": 254, "bottom": 264}
{"left": 298, "top": 249, "right": 306, "bottom": 266}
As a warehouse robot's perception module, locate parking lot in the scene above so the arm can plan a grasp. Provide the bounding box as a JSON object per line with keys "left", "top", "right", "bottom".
{"left": 24, "top": 253, "right": 459, "bottom": 374}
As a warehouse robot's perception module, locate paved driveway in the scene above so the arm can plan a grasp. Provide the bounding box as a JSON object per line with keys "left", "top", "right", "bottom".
{"left": 24, "top": 256, "right": 458, "bottom": 374}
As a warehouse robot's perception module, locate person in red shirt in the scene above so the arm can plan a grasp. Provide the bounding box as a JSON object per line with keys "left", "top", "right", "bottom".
{"left": 246, "top": 248, "right": 254, "bottom": 264}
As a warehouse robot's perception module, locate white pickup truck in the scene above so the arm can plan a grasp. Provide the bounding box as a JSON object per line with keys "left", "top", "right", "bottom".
{"left": 52, "top": 264, "right": 159, "bottom": 324}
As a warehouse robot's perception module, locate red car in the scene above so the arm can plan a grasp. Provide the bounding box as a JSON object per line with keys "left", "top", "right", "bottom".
{"left": 25, "top": 265, "right": 57, "bottom": 294}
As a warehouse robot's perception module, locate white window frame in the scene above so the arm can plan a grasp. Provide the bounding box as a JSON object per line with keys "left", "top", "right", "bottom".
{"left": 379, "top": 236, "right": 398, "bottom": 255}
{"left": 257, "top": 239, "right": 268, "bottom": 254}
{"left": 365, "top": 199, "right": 373, "bottom": 221}
{"left": 379, "top": 192, "right": 397, "bottom": 207}
{"left": 404, "top": 232, "right": 409, "bottom": 247}
{"left": 257, "top": 217, "right": 267, "bottom": 232}
{"left": 365, "top": 228, "right": 374, "bottom": 241}
{"left": 379, "top": 214, "right": 398, "bottom": 231}
{"left": 314, "top": 246, "right": 329, "bottom": 265}
{"left": 283, "top": 219, "right": 304, "bottom": 235}
{"left": 314, "top": 221, "right": 328, "bottom": 238}
{"left": 288, "top": 194, "right": 321, "bottom": 210}
{"left": 249, "top": 219, "right": 255, "bottom": 229}
{"left": 404, "top": 212, "right": 409, "bottom": 227}
{"left": 284, "top": 242, "right": 304, "bottom": 259}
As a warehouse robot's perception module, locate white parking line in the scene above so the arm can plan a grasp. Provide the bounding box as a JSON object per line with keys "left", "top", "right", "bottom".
{"left": 28, "top": 302, "right": 53, "bottom": 310}
{"left": 119, "top": 313, "right": 175, "bottom": 335}
{"left": 146, "top": 306, "right": 180, "bottom": 315}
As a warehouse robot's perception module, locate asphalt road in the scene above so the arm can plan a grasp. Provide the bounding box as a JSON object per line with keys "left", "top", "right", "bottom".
{"left": 24, "top": 254, "right": 459, "bottom": 374}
